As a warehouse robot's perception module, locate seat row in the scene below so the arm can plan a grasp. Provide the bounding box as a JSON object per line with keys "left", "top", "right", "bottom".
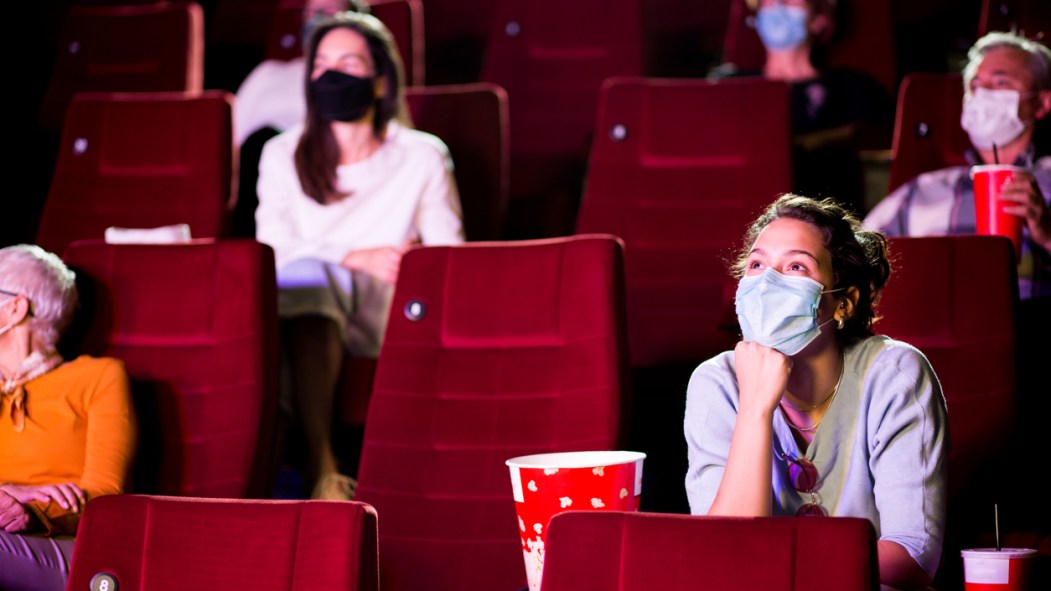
{"left": 39, "top": 70, "right": 1005, "bottom": 364}
{"left": 67, "top": 494, "right": 881, "bottom": 591}
{"left": 58, "top": 232, "right": 1020, "bottom": 590}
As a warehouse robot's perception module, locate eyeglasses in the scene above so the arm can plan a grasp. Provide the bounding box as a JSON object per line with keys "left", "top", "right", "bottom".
{"left": 785, "top": 455, "right": 827, "bottom": 517}
{"left": 0, "top": 289, "right": 32, "bottom": 316}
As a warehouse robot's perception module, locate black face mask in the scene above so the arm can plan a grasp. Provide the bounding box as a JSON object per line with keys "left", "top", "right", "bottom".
{"left": 311, "top": 69, "right": 377, "bottom": 122}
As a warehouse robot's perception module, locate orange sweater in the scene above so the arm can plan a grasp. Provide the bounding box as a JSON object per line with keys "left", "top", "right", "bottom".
{"left": 0, "top": 355, "right": 135, "bottom": 535}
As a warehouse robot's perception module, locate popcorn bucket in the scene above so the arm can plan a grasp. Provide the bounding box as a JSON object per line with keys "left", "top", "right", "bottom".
{"left": 506, "top": 451, "right": 645, "bottom": 591}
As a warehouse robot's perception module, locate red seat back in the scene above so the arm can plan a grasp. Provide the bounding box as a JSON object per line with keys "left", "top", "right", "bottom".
{"left": 264, "top": 0, "right": 425, "bottom": 86}
{"left": 876, "top": 236, "right": 1017, "bottom": 501}
{"left": 420, "top": 0, "right": 497, "bottom": 83}
{"left": 481, "top": 0, "right": 644, "bottom": 235}
{"left": 37, "top": 91, "right": 234, "bottom": 255}
{"left": 39, "top": 1, "right": 203, "bottom": 132}
{"left": 577, "top": 76, "right": 792, "bottom": 366}
{"left": 888, "top": 73, "right": 971, "bottom": 193}
{"left": 721, "top": 0, "right": 896, "bottom": 97}
{"left": 355, "top": 235, "right": 630, "bottom": 591}
{"left": 406, "top": 83, "right": 509, "bottom": 241}
{"left": 541, "top": 512, "right": 879, "bottom": 591}
{"left": 62, "top": 240, "right": 279, "bottom": 499}
{"left": 67, "top": 495, "right": 379, "bottom": 591}
{"left": 979, "top": 0, "right": 1051, "bottom": 37}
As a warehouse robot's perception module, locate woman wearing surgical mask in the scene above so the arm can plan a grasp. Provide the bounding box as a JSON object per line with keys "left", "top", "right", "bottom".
{"left": 684, "top": 195, "right": 948, "bottom": 591}
{"left": 255, "top": 12, "right": 464, "bottom": 501}
{"left": 712, "top": 0, "right": 893, "bottom": 213}
{"left": 0, "top": 245, "right": 135, "bottom": 591}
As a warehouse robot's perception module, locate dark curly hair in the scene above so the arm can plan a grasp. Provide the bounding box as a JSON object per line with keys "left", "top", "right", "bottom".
{"left": 731, "top": 194, "right": 891, "bottom": 347}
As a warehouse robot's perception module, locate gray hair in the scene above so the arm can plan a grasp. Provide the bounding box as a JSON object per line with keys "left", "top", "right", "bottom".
{"left": 964, "top": 31, "right": 1051, "bottom": 92}
{"left": 0, "top": 244, "right": 78, "bottom": 349}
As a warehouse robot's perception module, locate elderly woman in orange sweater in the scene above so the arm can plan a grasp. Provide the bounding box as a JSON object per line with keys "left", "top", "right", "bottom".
{"left": 0, "top": 245, "right": 136, "bottom": 591}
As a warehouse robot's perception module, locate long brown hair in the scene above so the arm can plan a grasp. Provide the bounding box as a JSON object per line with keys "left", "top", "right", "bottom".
{"left": 294, "top": 12, "right": 409, "bottom": 204}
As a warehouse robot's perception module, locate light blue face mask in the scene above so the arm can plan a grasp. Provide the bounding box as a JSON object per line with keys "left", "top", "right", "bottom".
{"left": 755, "top": 4, "right": 809, "bottom": 51}
{"left": 735, "top": 268, "right": 840, "bottom": 356}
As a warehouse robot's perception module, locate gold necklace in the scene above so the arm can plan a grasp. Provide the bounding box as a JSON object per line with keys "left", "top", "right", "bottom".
{"left": 780, "top": 365, "right": 844, "bottom": 433}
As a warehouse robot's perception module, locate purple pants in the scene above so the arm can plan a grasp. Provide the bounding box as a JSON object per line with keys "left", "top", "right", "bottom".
{"left": 0, "top": 530, "right": 74, "bottom": 591}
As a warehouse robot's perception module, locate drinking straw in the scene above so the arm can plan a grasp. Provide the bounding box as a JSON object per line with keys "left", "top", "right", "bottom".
{"left": 995, "top": 503, "right": 1001, "bottom": 551}
{"left": 993, "top": 143, "right": 1000, "bottom": 164}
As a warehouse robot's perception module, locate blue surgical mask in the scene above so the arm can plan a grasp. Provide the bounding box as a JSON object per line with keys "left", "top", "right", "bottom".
{"left": 755, "top": 4, "right": 809, "bottom": 51}
{"left": 735, "top": 268, "right": 840, "bottom": 356}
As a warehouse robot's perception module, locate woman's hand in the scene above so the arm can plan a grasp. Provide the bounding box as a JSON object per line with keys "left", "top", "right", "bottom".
{"left": 734, "top": 340, "right": 792, "bottom": 418}
{"left": 0, "top": 483, "right": 86, "bottom": 513}
{"left": 341, "top": 239, "right": 416, "bottom": 285}
{"left": 0, "top": 490, "right": 31, "bottom": 532}
{"left": 1001, "top": 172, "right": 1051, "bottom": 251}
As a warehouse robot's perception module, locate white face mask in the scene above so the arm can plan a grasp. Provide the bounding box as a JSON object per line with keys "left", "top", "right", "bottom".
{"left": 0, "top": 297, "right": 14, "bottom": 338}
{"left": 960, "top": 87, "right": 1031, "bottom": 150}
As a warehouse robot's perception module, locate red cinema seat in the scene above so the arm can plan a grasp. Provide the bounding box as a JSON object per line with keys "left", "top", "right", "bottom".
{"left": 876, "top": 235, "right": 1019, "bottom": 589}
{"left": 354, "top": 235, "right": 630, "bottom": 591}
{"left": 980, "top": 0, "right": 1051, "bottom": 37}
{"left": 720, "top": 0, "right": 896, "bottom": 98}
{"left": 66, "top": 495, "right": 379, "bottom": 591}
{"left": 887, "top": 73, "right": 971, "bottom": 193}
{"left": 876, "top": 236, "right": 1017, "bottom": 503}
{"left": 541, "top": 512, "right": 879, "bottom": 591}
{"left": 577, "top": 76, "right": 792, "bottom": 367}
{"left": 36, "top": 91, "right": 235, "bottom": 256}
{"left": 38, "top": 1, "right": 203, "bottom": 133}
{"left": 481, "top": 0, "right": 644, "bottom": 237}
{"left": 264, "top": 0, "right": 425, "bottom": 86}
{"left": 336, "top": 83, "right": 510, "bottom": 429}
{"left": 62, "top": 240, "right": 279, "bottom": 499}
{"left": 420, "top": 0, "right": 497, "bottom": 84}
{"left": 406, "top": 83, "right": 509, "bottom": 242}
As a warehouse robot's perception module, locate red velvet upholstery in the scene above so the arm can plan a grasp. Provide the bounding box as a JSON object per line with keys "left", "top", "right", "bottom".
{"left": 36, "top": 91, "right": 235, "bottom": 255}
{"left": 66, "top": 495, "right": 379, "bottom": 591}
{"left": 481, "top": 0, "right": 644, "bottom": 235}
{"left": 887, "top": 73, "right": 971, "bottom": 194}
{"left": 264, "top": 0, "right": 425, "bottom": 86}
{"left": 576, "top": 77, "right": 792, "bottom": 367}
{"left": 541, "top": 512, "right": 879, "bottom": 591}
{"left": 355, "top": 235, "right": 630, "bottom": 591}
{"left": 876, "top": 236, "right": 1017, "bottom": 502}
{"left": 979, "top": 0, "right": 1051, "bottom": 37}
{"left": 420, "top": 0, "right": 497, "bottom": 84}
{"left": 721, "top": 0, "right": 896, "bottom": 97}
{"left": 209, "top": 0, "right": 280, "bottom": 46}
{"left": 38, "top": 2, "right": 203, "bottom": 132}
{"left": 406, "top": 83, "right": 510, "bottom": 241}
{"left": 61, "top": 240, "right": 279, "bottom": 499}
{"left": 335, "top": 83, "right": 510, "bottom": 428}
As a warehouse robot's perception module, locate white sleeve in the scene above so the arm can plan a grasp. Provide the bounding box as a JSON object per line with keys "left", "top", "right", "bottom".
{"left": 865, "top": 344, "right": 949, "bottom": 579}
{"left": 415, "top": 141, "right": 465, "bottom": 245}
{"left": 255, "top": 136, "right": 304, "bottom": 269}
{"left": 683, "top": 355, "right": 738, "bottom": 515}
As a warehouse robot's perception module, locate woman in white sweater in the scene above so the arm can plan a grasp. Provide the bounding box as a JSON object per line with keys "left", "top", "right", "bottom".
{"left": 256, "top": 11, "right": 464, "bottom": 500}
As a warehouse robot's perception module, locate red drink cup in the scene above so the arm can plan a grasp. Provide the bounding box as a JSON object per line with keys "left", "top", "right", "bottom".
{"left": 506, "top": 451, "right": 645, "bottom": 591}
{"left": 971, "top": 164, "right": 1026, "bottom": 258}
{"left": 961, "top": 548, "right": 1037, "bottom": 591}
